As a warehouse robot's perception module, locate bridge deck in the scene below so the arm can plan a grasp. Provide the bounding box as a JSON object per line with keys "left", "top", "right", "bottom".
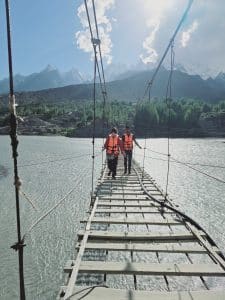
{"left": 58, "top": 158, "right": 225, "bottom": 299}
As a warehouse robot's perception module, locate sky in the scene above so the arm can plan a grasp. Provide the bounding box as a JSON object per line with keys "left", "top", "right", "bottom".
{"left": 0, "top": 0, "right": 225, "bottom": 80}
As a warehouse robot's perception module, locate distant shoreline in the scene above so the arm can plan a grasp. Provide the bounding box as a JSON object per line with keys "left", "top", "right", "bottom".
{"left": 0, "top": 131, "right": 225, "bottom": 139}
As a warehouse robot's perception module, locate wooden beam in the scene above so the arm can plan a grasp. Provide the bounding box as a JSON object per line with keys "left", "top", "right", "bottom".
{"left": 81, "top": 217, "right": 182, "bottom": 225}
{"left": 95, "top": 208, "right": 172, "bottom": 214}
{"left": 78, "top": 242, "right": 219, "bottom": 254}
{"left": 64, "top": 287, "right": 225, "bottom": 300}
{"left": 64, "top": 261, "right": 225, "bottom": 276}
{"left": 78, "top": 230, "right": 201, "bottom": 242}
{"left": 97, "top": 202, "right": 159, "bottom": 208}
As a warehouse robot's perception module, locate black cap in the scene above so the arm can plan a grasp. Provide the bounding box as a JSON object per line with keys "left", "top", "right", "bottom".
{"left": 111, "top": 127, "right": 118, "bottom": 134}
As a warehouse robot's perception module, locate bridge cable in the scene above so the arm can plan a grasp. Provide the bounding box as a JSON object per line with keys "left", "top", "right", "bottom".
{"left": 91, "top": 42, "right": 97, "bottom": 199}
{"left": 84, "top": 0, "right": 108, "bottom": 173}
{"left": 136, "top": 153, "right": 225, "bottom": 185}
{"left": 141, "top": 0, "right": 194, "bottom": 102}
{"left": 92, "top": 0, "right": 109, "bottom": 172}
{"left": 141, "top": 79, "right": 152, "bottom": 179}
{"left": 4, "top": 0, "right": 26, "bottom": 298}
{"left": 165, "top": 41, "right": 175, "bottom": 200}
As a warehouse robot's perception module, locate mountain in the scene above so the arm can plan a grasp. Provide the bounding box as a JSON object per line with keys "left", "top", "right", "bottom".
{"left": 1, "top": 67, "right": 225, "bottom": 105}
{"left": 0, "top": 65, "right": 85, "bottom": 94}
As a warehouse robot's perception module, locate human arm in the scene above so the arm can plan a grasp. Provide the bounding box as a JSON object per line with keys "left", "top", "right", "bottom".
{"left": 118, "top": 137, "right": 125, "bottom": 156}
{"left": 103, "top": 137, "right": 109, "bottom": 151}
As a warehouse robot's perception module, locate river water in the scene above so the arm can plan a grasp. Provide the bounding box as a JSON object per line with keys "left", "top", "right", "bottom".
{"left": 0, "top": 136, "right": 225, "bottom": 299}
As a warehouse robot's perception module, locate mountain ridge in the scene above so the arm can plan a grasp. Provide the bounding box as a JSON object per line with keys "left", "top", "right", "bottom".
{"left": 1, "top": 67, "right": 225, "bottom": 104}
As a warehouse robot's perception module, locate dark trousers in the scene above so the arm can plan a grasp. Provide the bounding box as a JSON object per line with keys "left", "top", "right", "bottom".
{"left": 107, "top": 156, "right": 118, "bottom": 177}
{"left": 124, "top": 150, "right": 132, "bottom": 173}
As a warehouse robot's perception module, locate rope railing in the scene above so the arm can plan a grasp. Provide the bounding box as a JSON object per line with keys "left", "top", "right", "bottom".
{"left": 135, "top": 152, "right": 225, "bottom": 185}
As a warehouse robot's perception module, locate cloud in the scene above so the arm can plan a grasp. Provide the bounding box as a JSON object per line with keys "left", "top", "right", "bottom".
{"left": 180, "top": 20, "right": 199, "bottom": 48}
{"left": 76, "top": 0, "right": 115, "bottom": 64}
{"left": 140, "top": 19, "right": 160, "bottom": 64}
{"left": 138, "top": 0, "right": 177, "bottom": 65}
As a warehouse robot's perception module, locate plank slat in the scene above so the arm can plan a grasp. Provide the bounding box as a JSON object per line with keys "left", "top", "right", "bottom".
{"left": 78, "top": 230, "right": 201, "bottom": 242}
{"left": 81, "top": 217, "right": 181, "bottom": 225}
{"left": 78, "top": 242, "right": 219, "bottom": 253}
{"left": 65, "top": 261, "right": 225, "bottom": 276}
{"left": 95, "top": 208, "right": 172, "bottom": 214}
{"left": 97, "top": 202, "right": 159, "bottom": 207}
{"left": 65, "top": 287, "right": 225, "bottom": 300}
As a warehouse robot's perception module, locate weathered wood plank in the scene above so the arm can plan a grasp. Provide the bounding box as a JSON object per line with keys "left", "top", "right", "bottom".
{"left": 65, "top": 287, "right": 225, "bottom": 300}
{"left": 81, "top": 217, "right": 182, "bottom": 225}
{"left": 95, "top": 208, "right": 173, "bottom": 214}
{"left": 78, "top": 230, "right": 201, "bottom": 242}
{"left": 98, "top": 197, "right": 161, "bottom": 202}
{"left": 64, "top": 261, "right": 225, "bottom": 276}
{"left": 97, "top": 202, "right": 160, "bottom": 207}
{"left": 78, "top": 242, "right": 219, "bottom": 253}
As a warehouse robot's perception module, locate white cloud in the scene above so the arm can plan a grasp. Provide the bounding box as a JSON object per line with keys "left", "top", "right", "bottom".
{"left": 138, "top": 0, "right": 177, "bottom": 65}
{"left": 140, "top": 19, "right": 160, "bottom": 64}
{"left": 76, "top": 0, "right": 115, "bottom": 64}
{"left": 181, "top": 20, "right": 199, "bottom": 48}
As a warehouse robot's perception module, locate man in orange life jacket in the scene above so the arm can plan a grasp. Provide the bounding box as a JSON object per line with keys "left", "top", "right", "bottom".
{"left": 104, "top": 127, "right": 124, "bottom": 179}
{"left": 122, "top": 126, "right": 142, "bottom": 174}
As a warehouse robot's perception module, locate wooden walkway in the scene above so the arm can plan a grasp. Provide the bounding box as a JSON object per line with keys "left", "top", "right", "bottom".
{"left": 58, "top": 157, "right": 225, "bottom": 299}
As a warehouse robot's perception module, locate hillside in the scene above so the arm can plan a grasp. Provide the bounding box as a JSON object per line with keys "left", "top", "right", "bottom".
{"left": 1, "top": 67, "right": 225, "bottom": 105}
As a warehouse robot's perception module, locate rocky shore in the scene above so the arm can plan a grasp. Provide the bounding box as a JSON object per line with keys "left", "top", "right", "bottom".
{"left": 0, "top": 114, "right": 224, "bottom": 138}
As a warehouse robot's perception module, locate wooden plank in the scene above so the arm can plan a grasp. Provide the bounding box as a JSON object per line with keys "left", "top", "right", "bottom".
{"left": 97, "top": 202, "right": 160, "bottom": 207}
{"left": 65, "top": 261, "right": 225, "bottom": 276}
{"left": 78, "top": 230, "right": 201, "bottom": 242}
{"left": 98, "top": 192, "right": 145, "bottom": 196}
{"left": 78, "top": 242, "right": 220, "bottom": 253}
{"left": 99, "top": 191, "right": 162, "bottom": 196}
{"left": 99, "top": 196, "right": 149, "bottom": 200}
{"left": 98, "top": 197, "right": 160, "bottom": 202}
{"left": 66, "top": 287, "right": 225, "bottom": 300}
{"left": 95, "top": 208, "right": 172, "bottom": 214}
{"left": 81, "top": 217, "right": 181, "bottom": 225}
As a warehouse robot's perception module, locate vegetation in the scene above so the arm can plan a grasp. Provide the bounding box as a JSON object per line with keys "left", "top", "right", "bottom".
{"left": 0, "top": 98, "right": 224, "bottom": 137}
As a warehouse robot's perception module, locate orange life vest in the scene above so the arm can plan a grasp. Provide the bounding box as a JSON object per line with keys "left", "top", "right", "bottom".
{"left": 124, "top": 133, "right": 133, "bottom": 151}
{"left": 107, "top": 134, "right": 120, "bottom": 155}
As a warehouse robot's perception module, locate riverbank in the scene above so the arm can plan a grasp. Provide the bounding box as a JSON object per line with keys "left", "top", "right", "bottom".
{"left": 0, "top": 119, "right": 224, "bottom": 138}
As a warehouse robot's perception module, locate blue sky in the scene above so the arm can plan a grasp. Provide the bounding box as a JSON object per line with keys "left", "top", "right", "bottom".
{"left": 0, "top": 0, "right": 89, "bottom": 78}
{"left": 1, "top": 0, "right": 225, "bottom": 80}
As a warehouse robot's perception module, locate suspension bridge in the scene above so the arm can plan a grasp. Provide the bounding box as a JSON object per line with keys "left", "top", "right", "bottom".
{"left": 3, "top": 0, "right": 225, "bottom": 299}
{"left": 58, "top": 157, "right": 225, "bottom": 299}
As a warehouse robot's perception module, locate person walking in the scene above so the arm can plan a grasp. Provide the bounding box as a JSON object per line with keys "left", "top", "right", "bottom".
{"left": 122, "top": 126, "right": 142, "bottom": 174}
{"left": 104, "top": 127, "right": 124, "bottom": 179}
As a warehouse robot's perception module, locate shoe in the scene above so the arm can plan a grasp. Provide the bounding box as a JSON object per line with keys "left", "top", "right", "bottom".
{"left": 124, "top": 170, "right": 127, "bottom": 174}
{"left": 112, "top": 176, "right": 116, "bottom": 180}
{"left": 108, "top": 171, "right": 111, "bottom": 176}
{"left": 128, "top": 170, "right": 131, "bottom": 174}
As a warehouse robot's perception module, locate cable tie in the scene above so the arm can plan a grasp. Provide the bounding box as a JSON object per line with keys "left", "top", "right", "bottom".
{"left": 91, "top": 37, "right": 101, "bottom": 46}
{"left": 14, "top": 177, "right": 22, "bottom": 189}
{"left": 11, "top": 239, "right": 26, "bottom": 251}
{"left": 8, "top": 94, "right": 17, "bottom": 114}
